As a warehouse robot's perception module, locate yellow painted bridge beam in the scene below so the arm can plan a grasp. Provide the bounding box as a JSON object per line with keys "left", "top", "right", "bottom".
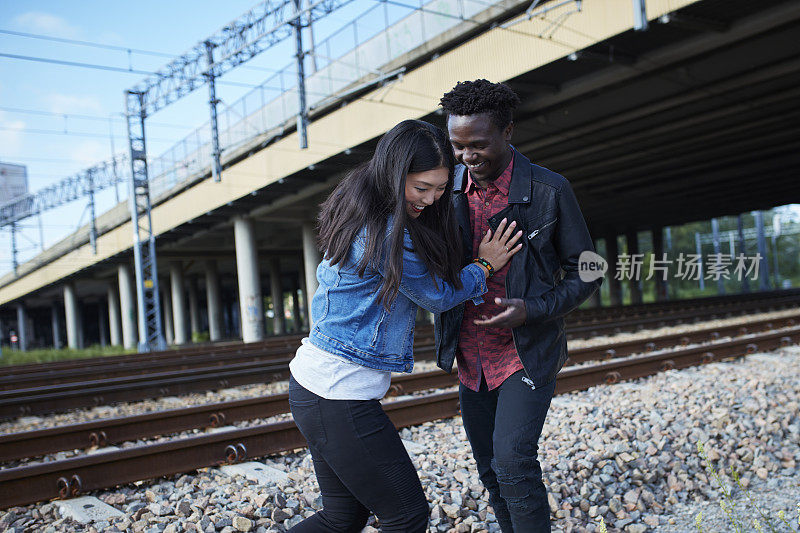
{"left": 0, "top": 0, "right": 700, "bottom": 306}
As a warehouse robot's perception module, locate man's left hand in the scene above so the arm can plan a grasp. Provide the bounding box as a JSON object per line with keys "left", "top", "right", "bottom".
{"left": 474, "top": 298, "right": 527, "bottom": 328}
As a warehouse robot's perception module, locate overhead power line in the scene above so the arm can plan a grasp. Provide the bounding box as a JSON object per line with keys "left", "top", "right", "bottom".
{"left": 0, "top": 106, "right": 193, "bottom": 130}
{"left": 0, "top": 125, "right": 177, "bottom": 143}
{"left": 0, "top": 28, "right": 176, "bottom": 57}
{"left": 0, "top": 52, "right": 153, "bottom": 74}
{"left": 0, "top": 28, "right": 282, "bottom": 74}
{"left": 1, "top": 106, "right": 117, "bottom": 120}
{"left": 0, "top": 52, "right": 267, "bottom": 88}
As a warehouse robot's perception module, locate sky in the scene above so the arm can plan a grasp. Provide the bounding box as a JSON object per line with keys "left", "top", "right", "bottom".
{"left": 1, "top": 1, "right": 798, "bottom": 277}
{"left": 0, "top": 0, "right": 389, "bottom": 275}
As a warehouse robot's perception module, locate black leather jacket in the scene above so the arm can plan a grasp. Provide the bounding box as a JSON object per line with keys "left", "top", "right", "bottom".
{"left": 435, "top": 149, "right": 601, "bottom": 388}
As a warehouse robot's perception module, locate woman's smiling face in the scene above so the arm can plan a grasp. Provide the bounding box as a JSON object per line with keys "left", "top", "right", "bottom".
{"left": 404, "top": 167, "right": 449, "bottom": 218}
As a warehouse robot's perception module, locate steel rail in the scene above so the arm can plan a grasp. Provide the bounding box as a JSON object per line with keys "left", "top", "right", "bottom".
{"left": 1, "top": 303, "right": 797, "bottom": 422}
{"left": 0, "top": 333, "right": 437, "bottom": 390}
{"left": 565, "top": 296, "right": 799, "bottom": 339}
{"left": 0, "top": 331, "right": 309, "bottom": 377}
{"left": 570, "top": 288, "right": 800, "bottom": 322}
{"left": 565, "top": 314, "right": 798, "bottom": 364}
{"left": 3, "top": 288, "right": 795, "bottom": 379}
{"left": 2, "top": 289, "right": 795, "bottom": 391}
{"left": 555, "top": 327, "right": 800, "bottom": 394}
{"left": 0, "top": 369, "right": 456, "bottom": 463}
{"left": 2, "top": 322, "right": 798, "bottom": 464}
{"left": 3, "top": 291, "right": 796, "bottom": 386}
{"left": 0, "top": 392, "right": 459, "bottom": 508}
{"left": 1, "top": 328, "right": 797, "bottom": 508}
{"left": 0, "top": 360, "right": 291, "bottom": 420}
{"left": 575, "top": 287, "right": 800, "bottom": 316}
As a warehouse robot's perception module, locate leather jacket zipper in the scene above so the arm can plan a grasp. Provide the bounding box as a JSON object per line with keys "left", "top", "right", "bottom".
{"left": 528, "top": 218, "right": 558, "bottom": 240}
{"left": 505, "top": 255, "right": 537, "bottom": 391}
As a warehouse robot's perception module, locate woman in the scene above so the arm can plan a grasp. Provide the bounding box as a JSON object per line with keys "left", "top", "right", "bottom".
{"left": 288, "top": 120, "right": 522, "bottom": 532}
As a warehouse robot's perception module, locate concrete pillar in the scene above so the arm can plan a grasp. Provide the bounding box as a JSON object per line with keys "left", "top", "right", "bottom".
{"left": 754, "top": 211, "right": 770, "bottom": 291}
{"left": 587, "top": 239, "right": 602, "bottom": 308}
{"left": 291, "top": 288, "right": 302, "bottom": 332}
{"left": 205, "top": 260, "right": 223, "bottom": 342}
{"left": 626, "top": 230, "right": 643, "bottom": 305}
{"left": 711, "top": 218, "right": 725, "bottom": 295}
{"left": 302, "top": 222, "right": 321, "bottom": 325}
{"left": 298, "top": 267, "right": 309, "bottom": 328}
{"left": 97, "top": 300, "right": 108, "bottom": 347}
{"left": 51, "top": 302, "right": 62, "bottom": 349}
{"left": 107, "top": 284, "right": 122, "bottom": 346}
{"left": 64, "top": 283, "right": 83, "bottom": 349}
{"left": 234, "top": 216, "right": 265, "bottom": 343}
{"left": 170, "top": 261, "right": 189, "bottom": 345}
{"left": 652, "top": 227, "right": 668, "bottom": 302}
{"left": 269, "top": 258, "right": 285, "bottom": 335}
{"left": 606, "top": 233, "right": 622, "bottom": 306}
{"left": 162, "top": 286, "right": 174, "bottom": 345}
{"left": 737, "top": 215, "right": 750, "bottom": 294}
{"left": 118, "top": 263, "right": 138, "bottom": 349}
{"left": 16, "top": 303, "right": 28, "bottom": 351}
{"left": 188, "top": 276, "right": 201, "bottom": 339}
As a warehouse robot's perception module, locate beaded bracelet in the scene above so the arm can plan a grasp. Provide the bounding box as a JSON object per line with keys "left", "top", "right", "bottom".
{"left": 473, "top": 257, "right": 495, "bottom": 278}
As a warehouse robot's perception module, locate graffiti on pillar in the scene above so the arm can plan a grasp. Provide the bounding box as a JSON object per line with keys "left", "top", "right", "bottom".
{"left": 245, "top": 295, "right": 260, "bottom": 327}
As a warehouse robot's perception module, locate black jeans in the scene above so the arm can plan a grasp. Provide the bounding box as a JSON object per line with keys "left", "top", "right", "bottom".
{"left": 288, "top": 376, "right": 429, "bottom": 532}
{"left": 459, "top": 370, "right": 556, "bottom": 533}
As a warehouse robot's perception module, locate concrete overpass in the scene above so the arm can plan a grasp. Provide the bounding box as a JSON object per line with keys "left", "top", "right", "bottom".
{"left": 2, "top": 0, "right": 799, "bottom": 350}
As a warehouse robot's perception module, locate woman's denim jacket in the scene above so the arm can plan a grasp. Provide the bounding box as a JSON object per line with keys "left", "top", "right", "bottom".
{"left": 309, "top": 226, "right": 487, "bottom": 373}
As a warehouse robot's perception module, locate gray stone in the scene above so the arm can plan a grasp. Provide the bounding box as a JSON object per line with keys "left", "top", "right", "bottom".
{"left": 233, "top": 516, "right": 253, "bottom": 532}
{"left": 547, "top": 492, "right": 559, "bottom": 514}
{"left": 55, "top": 496, "right": 125, "bottom": 524}
{"left": 271, "top": 508, "right": 291, "bottom": 522}
{"left": 178, "top": 500, "right": 193, "bottom": 516}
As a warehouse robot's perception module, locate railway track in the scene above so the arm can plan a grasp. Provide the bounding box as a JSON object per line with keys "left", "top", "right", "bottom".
{"left": 1, "top": 324, "right": 798, "bottom": 508}
{"left": 1, "top": 313, "right": 796, "bottom": 463}
{"left": 569, "top": 287, "right": 800, "bottom": 322}
{"left": 564, "top": 294, "right": 800, "bottom": 339}
{"left": 3, "top": 288, "right": 796, "bottom": 384}
{"left": 1, "top": 307, "right": 798, "bottom": 419}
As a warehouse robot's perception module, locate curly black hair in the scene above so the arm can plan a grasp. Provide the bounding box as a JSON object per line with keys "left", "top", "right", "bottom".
{"left": 440, "top": 79, "right": 521, "bottom": 130}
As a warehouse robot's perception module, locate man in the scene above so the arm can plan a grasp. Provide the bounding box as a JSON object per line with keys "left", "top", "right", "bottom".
{"left": 435, "top": 79, "right": 601, "bottom": 532}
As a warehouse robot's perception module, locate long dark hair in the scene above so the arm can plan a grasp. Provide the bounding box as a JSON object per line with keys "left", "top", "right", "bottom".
{"left": 317, "top": 119, "right": 462, "bottom": 308}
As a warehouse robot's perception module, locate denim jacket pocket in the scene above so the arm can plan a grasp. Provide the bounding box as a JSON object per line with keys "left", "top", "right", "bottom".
{"left": 313, "top": 262, "right": 341, "bottom": 324}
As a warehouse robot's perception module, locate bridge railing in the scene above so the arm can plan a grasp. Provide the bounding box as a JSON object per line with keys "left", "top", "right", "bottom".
{"left": 146, "top": 0, "right": 493, "bottom": 199}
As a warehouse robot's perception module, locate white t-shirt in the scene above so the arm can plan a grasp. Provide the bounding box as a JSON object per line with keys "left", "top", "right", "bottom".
{"left": 289, "top": 337, "right": 392, "bottom": 400}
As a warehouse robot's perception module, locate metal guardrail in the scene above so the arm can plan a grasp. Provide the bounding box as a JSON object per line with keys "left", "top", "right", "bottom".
{"left": 145, "top": 0, "right": 495, "bottom": 197}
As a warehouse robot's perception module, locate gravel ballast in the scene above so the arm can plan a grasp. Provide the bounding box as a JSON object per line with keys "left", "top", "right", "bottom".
{"left": 1, "top": 341, "right": 798, "bottom": 532}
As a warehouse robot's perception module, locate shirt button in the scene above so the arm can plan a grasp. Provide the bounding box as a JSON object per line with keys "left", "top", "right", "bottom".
{"left": 523, "top": 196, "right": 529, "bottom": 201}
{"left": 484, "top": 202, "right": 490, "bottom": 207}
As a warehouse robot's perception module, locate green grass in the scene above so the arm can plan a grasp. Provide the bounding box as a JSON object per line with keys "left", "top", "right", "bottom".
{"left": 0, "top": 344, "right": 135, "bottom": 367}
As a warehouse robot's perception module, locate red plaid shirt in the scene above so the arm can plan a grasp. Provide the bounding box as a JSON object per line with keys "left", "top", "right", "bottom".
{"left": 457, "top": 158, "right": 524, "bottom": 391}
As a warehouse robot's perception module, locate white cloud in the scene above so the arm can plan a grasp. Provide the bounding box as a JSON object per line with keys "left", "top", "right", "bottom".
{"left": 13, "top": 12, "right": 82, "bottom": 39}
{"left": 46, "top": 94, "right": 105, "bottom": 115}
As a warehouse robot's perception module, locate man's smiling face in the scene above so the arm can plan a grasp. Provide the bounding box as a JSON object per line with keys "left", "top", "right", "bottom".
{"left": 447, "top": 112, "right": 513, "bottom": 185}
